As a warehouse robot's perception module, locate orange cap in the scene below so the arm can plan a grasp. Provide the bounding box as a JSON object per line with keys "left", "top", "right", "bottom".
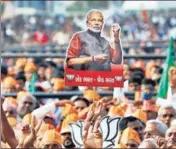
{"left": 37, "top": 123, "right": 55, "bottom": 137}
{"left": 7, "top": 117, "right": 17, "bottom": 127}
{"left": 24, "top": 61, "right": 37, "bottom": 72}
{"left": 62, "top": 103, "right": 78, "bottom": 118}
{"left": 4, "top": 97, "right": 18, "bottom": 109}
{"left": 6, "top": 97, "right": 17, "bottom": 104}
{"left": 51, "top": 78, "right": 65, "bottom": 91}
{"left": 3, "top": 76, "right": 16, "bottom": 88}
{"left": 61, "top": 113, "right": 79, "bottom": 134}
{"left": 120, "top": 127, "right": 141, "bottom": 145}
{"left": 108, "top": 106, "right": 125, "bottom": 117}
{"left": 22, "top": 113, "right": 38, "bottom": 127}
{"left": 1, "top": 142, "right": 10, "bottom": 148}
{"left": 62, "top": 113, "right": 79, "bottom": 127}
{"left": 17, "top": 91, "right": 28, "bottom": 102}
{"left": 45, "top": 111, "right": 55, "bottom": 120}
{"left": 83, "top": 89, "right": 100, "bottom": 102}
{"left": 15, "top": 58, "right": 26, "bottom": 68}
{"left": 119, "top": 102, "right": 128, "bottom": 111}
{"left": 41, "top": 129, "right": 62, "bottom": 147}
{"left": 133, "top": 109, "right": 147, "bottom": 122}
{"left": 116, "top": 143, "right": 127, "bottom": 148}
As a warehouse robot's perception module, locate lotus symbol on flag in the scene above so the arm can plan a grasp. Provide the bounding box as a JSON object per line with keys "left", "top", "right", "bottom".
{"left": 69, "top": 120, "right": 84, "bottom": 148}
{"left": 100, "top": 116, "right": 121, "bottom": 148}
{"left": 69, "top": 116, "right": 121, "bottom": 148}
{"left": 115, "top": 76, "right": 122, "bottom": 81}
{"left": 66, "top": 74, "right": 75, "bottom": 81}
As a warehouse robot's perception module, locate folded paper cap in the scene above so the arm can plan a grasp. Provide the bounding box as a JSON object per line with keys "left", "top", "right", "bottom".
{"left": 61, "top": 113, "right": 79, "bottom": 134}
{"left": 41, "top": 129, "right": 62, "bottom": 147}
{"left": 108, "top": 106, "right": 125, "bottom": 117}
{"left": 119, "top": 102, "right": 128, "bottom": 111}
{"left": 120, "top": 127, "right": 141, "bottom": 145}
{"left": 17, "top": 91, "right": 28, "bottom": 102}
{"left": 116, "top": 143, "right": 127, "bottom": 148}
{"left": 62, "top": 104, "right": 78, "bottom": 118}
{"left": 133, "top": 109, "right": 147, "bottom": 122}
{"left": 15, "top": 58, "right": 26, "bottom": 68}
{"left": 83, "top": 89, "right": 100, "bottom": 102}
{"left": 1, "top": 142, "right": 10, "bottom": 148}
{"left": 3, "top": 76, "right": 16, "bottom": 88}
{"left": 7, "top": 117, "right": 17, "bottom": 127}
{"left": 24, "top": 61, "right": 37, "bottom": 72}
{"left": 60, "top": 127, "right": 71, "bottom": 135}
{"left": 45, "top": 111, "right": 55, "bottom": 120}
{"left": 37, "top": 123, "right": 55, "bottom": 137}
{"left": 3, "top": 97, "right": 18, "bottom": 110}
{"left": 51, "top": 78, "right": 65, "bottom": 91}
{"left": 22, "top": 113, "right": 38, "bottom": 126}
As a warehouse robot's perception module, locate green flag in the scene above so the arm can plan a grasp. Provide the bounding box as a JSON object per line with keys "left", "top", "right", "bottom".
{"left": 29, "top": 72, "right": 37, "bottom": 93}
{"left": 157, "top": 37, "right": 175, "bottom": 99}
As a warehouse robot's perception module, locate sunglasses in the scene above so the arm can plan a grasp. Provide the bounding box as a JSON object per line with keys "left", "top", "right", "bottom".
{"left": 126, "top": 143, "right": 138, "bottom": 148}
{"left": 75, "top": 106, "right": 85, "bottom": 110}
{"left": 133, "top": 126, "right": 143, "bottom": 132}
{"left": 4, "top": 110, "right": 15, "bottom": 115}
{"left": 144, "top": 131, "right": 157, "bottom": 137}
{"left": 168, "top": 132, "right": 176, "bottom": 137}
{"left": 23, "top": 101, "right": 33, "bottom": 105}
{"left": 44, "top": 116, "right": 54, "bottom": 120}
{"left": 162, "top": 114, "right": 174, "bottom": 118}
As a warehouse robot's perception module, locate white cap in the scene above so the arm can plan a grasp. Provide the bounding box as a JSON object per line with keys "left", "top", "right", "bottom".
{"left": 60, "top": 127, "right": 71, "bottom": 134}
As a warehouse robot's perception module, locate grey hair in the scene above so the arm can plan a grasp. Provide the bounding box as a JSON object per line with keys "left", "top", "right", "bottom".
{"left": 86, "top": 9, "right": 104, "bottom": 23}
{"left": 146, "top": 120, "right": 168, "bottom": 137}
{"left": 158, "top": 104, "right": 175, "bottom": 117}
{"left": 171, "top": 119, "right": 176, "bottom": 127}
{"left": 138, "top": 138, "right": 158, "bottom": 148}
{"left": 166, "top": 125, "right": 176, "bottom": 137}
{"left": 19, "top": 93, "right": 37, "bottom": 110}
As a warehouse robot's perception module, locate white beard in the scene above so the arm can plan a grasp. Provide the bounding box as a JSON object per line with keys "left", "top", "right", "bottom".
{"left": 88, "top": 26, "right": 101, "bottom": 33}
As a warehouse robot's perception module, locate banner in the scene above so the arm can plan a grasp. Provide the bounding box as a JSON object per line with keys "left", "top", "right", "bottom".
{"left": 65, "top": 66, "right": 123, "bottom": 87}
{"left": 65, "top": 9, "right": 124, "bottom": 87}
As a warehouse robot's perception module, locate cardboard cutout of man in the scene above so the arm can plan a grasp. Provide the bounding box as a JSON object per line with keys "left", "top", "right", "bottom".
{"left": 66, "top": 9, "right": 123, "bottom": 71}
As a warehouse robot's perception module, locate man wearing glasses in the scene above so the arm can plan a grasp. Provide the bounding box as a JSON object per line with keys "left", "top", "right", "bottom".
{"left": 158, "top": 105, "right": 176, "bottom": 127}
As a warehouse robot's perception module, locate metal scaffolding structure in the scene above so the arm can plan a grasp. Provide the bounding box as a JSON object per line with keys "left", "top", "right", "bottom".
{"left": 2, "top": 91, "right": 157, "bottom": 99}
{"left": 1, "top": 53, "right": 166, "bottom": 59}
{"left": 1, "top": 43, "right": 163, "bottom": 99}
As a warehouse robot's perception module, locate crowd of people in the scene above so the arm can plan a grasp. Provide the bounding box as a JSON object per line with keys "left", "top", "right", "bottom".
{"left": 1, "top": 57, "right": 176, "bottom": 148}
{"left": 1, "top": 9, "right": 176, "bottom": 48}
{"left": 1, "top": 8, "right": 176, "bottom": 149}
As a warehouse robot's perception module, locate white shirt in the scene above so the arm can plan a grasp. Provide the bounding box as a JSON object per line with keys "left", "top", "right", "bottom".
{"left": 157, "top": 86, "right": 176, "bottom": 109}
